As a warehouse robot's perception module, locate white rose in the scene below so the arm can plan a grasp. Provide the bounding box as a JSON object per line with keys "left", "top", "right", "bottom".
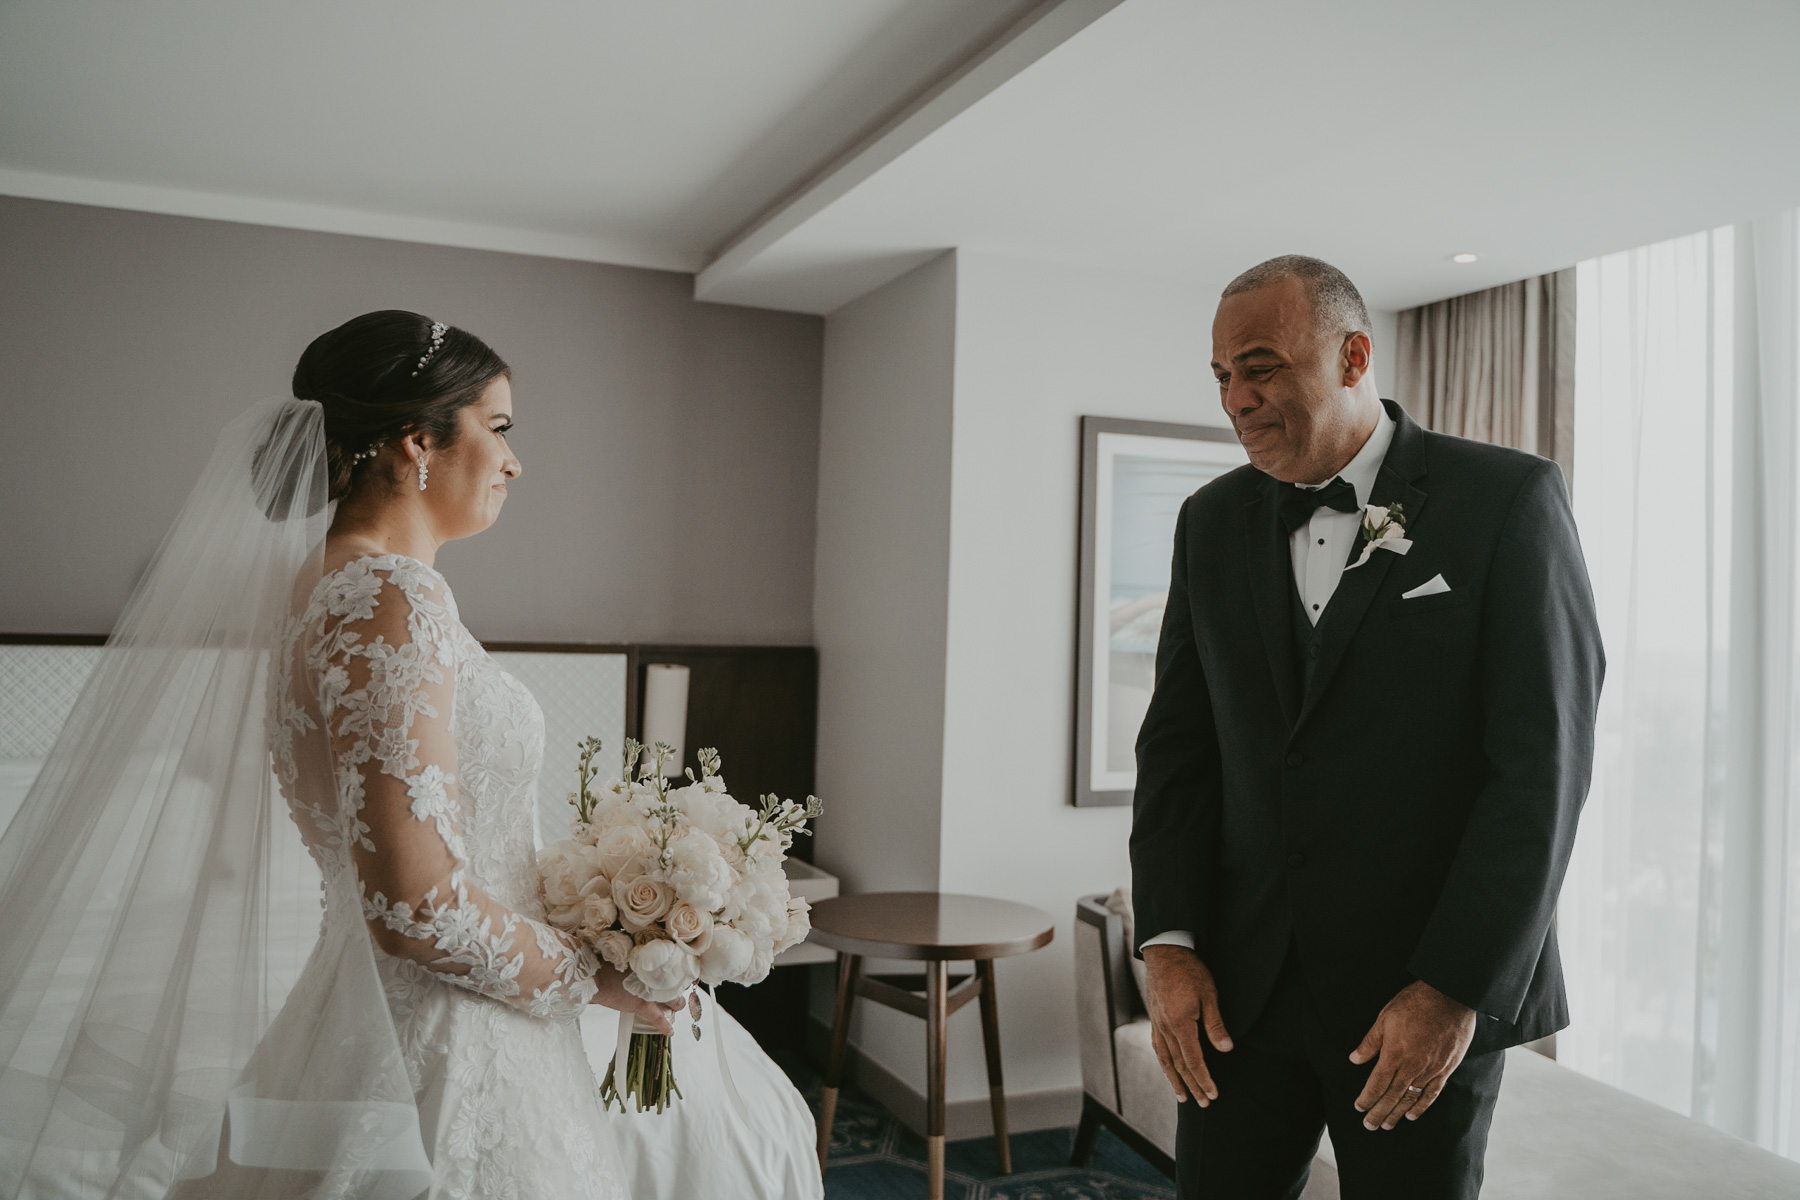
{"left": 593, "top": 825, "right": 654, "bottom": 882}
{"left": 666, "top": 831, "right": 735, "bottom": 912}
{"left": 594, "top": 929, "right": 633, "bottom": 972}
{"left": 627, "top": 937, "right": 698, "bottom": 1003}
{"left": 575, "top": 891, "right": 619, "bottom": 942}
{"left": 696, "top": 924, "right": 756, "bottom": 986}
{"left": 613, "top": 873, "right": 675, "bottom": 932}
{"left": 665, "top": 901, "right": 715, "bottom": 954}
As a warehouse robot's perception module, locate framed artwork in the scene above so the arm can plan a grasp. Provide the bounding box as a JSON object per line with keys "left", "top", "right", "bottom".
{"left": 1074, "top": 416, "right": 1246, "bottom": 806}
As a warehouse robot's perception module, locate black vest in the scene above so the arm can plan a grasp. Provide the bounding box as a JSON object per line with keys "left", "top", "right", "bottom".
{"left": 1290, "top": 571, "right": 1327, "bottom": 699}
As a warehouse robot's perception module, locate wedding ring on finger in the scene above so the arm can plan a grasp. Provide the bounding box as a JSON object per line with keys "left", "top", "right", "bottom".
{"left": 1405, "top": 1084, "right": 1424, "bottom": 1094}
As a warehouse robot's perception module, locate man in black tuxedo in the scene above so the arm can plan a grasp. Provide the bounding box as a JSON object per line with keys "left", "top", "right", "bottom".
{"left": 1130, "top": 255, "right": 1603, "bottom": 1199}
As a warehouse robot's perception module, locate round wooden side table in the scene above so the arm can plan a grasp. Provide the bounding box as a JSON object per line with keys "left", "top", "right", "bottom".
{"left": 808, "top": 892, "right": 1055, "bottom": 1200}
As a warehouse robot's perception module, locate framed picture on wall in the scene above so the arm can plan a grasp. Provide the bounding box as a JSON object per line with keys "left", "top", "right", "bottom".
{"left": 1074, "top": 416, "right": 1246, "bottom": 807}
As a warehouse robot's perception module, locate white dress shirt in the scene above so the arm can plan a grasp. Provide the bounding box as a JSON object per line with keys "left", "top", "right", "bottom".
{"left": 1141, "top": 410, "right": 1397, "bottom": 954}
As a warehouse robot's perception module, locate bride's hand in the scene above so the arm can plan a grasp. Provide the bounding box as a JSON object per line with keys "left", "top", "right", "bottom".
{"left": 589, "top": 964, "right": 684, "bottom": 1034}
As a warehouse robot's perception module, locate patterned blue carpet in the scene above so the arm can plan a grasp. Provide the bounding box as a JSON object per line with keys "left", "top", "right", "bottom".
{"left": 777, "top": 1054, "right": 1176, "bottom": 1200}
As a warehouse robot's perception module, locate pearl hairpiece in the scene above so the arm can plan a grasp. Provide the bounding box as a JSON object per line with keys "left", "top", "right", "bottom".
{"left": 412, "top": 321, "right": 448, "bottom": 376}
{"left": 351, "top": 442, "right": 382, "bottom": 466}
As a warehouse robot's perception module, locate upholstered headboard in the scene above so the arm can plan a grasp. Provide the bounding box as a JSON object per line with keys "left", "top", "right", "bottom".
{"left": 0, "top": 637, "right": 816, "bottom": 850}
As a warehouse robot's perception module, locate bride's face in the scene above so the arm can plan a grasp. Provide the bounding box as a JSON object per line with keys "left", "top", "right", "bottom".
{"left": 422, "top": 377, "right": 520, "bottom": 539}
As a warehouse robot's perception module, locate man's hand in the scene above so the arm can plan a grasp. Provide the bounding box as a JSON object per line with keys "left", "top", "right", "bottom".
{"left": 1142, "top": 944, "right": 1234, "bottom": 1106}
{"left": 1349, "top": 980, "right": 1477, "bottom": 1130}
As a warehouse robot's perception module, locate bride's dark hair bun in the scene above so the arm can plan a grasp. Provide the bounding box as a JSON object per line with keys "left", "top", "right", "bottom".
{"left": 292, "top": 310, "right": 510, "bottom": 501}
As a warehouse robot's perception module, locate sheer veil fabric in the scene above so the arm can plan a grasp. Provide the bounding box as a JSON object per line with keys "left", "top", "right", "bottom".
{"left": 0, "top": 398, "right": 434, "bottom": 1197}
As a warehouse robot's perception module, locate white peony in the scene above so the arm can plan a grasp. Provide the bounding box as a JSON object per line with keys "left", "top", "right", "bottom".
{"left": 539, "top": 839, "right": 603, "bottom": 928}
{"left": 666, "top": 830, "right": 735, "bottom": 912}
{"left": 775, "top": 895, "right": 811, "bottom": 954}
{"left": 593, "top": 824, "right": 655, "bottom": 883}
{"left": 590, "top": 785, "right": 644, "bottom": 834}
{"left": 716, "top": 836, "right": 747, "bottom": 871}
{"left": 741, "top": 943, "right": 775, "bottom": 987}
{"left": 613, "top": 873, "right": 675, "bottom": 931}
{"left": 671, "top": 782, "right": 746, "bottom": 841}
{"left": 664, "top": 900, "right": 715, "bottom": 954}
{"left": 696, "top": 924, "right": 756, "bottom": 986}
{"left": 627, "top": 937, "right": 699, "bottom": 1002}
{"left": 721, "top": 869, "right": 789, "bottom": 931}
{"left": 594, "top": 929, "right": 633, "bottom": 972}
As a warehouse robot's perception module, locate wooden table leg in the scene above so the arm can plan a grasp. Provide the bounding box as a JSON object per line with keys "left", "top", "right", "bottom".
{"left": 818, "top": 952, "right": 861, "bottom": 1176}
{"left": 925, "top": 959, "right": 948, "bottom": 1200}
{"left": 976, "top": 958, "right": 1012, "bottom": 1174}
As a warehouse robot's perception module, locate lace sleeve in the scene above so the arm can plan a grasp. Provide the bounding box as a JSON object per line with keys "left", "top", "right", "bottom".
{"left": 313, "top": 558, "right": 599, "bottom": 1017}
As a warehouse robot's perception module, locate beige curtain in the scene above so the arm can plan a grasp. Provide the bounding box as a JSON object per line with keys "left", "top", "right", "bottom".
{"left": 1395, "top": 268, "right": 1577, "bottom": 485}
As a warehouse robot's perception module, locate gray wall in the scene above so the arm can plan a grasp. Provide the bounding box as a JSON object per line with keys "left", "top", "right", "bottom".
{"left": 0, "top": 196, "right": 822, "bottom": 643}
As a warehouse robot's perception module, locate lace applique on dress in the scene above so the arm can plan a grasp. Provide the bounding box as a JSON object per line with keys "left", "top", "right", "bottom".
{"left": 270, "top": 554, "right": 622, "bottom": 1199}
{"left": 293, "top": 555, "right": 597, "bottom": 1015}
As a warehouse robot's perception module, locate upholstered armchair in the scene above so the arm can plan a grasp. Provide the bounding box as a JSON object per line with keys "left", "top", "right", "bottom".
{"left": 1071, "top": 892, "right": 1178, "bottom": 1176}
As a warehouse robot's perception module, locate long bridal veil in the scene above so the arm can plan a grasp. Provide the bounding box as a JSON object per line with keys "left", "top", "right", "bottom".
{"left": 0, "top": 398, "right": 431, "bottom": 1198}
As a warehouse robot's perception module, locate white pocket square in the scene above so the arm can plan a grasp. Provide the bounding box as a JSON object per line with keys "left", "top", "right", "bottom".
{"left": 1402, "top": 574, "right": 1451, "bottom": 599}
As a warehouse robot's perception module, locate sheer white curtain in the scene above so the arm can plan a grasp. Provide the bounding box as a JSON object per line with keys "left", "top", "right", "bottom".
{"left": 1563, "top": 213, "right": 1800, "bottom": 1158}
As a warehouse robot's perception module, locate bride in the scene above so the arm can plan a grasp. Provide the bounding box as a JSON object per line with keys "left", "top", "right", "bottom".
{"left": 0, "top": 311, "right": 822, "bottom": 1199}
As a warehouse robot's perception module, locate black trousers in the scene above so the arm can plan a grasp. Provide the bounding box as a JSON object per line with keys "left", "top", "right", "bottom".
{"left": 1176, "top": 945, "right": 1504, "bottom": 1200}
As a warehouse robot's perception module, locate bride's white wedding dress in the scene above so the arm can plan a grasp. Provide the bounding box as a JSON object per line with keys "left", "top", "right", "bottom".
{"left": 265, "top": 551, "right": 822, "bottom": 1200}
{"left": 268, "top": 552, "right": 626, "bottom": 1199}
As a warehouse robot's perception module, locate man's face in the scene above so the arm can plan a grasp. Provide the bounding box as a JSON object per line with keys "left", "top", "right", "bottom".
{"left": 1211, "top": 277, "right": 1351, "bottom": 483}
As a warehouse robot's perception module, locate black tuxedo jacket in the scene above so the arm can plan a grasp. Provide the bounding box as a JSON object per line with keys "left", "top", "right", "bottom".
{"left": 1130, "top": 401, "right": 1603, "bottom": 1055}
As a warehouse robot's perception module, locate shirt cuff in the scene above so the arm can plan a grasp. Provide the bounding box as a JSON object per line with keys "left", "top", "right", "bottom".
{"left": 1140, "top": 930, "right": 1196, "bottom": 951}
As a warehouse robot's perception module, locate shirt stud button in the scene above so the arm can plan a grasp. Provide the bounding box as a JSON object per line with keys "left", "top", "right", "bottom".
{"left": 1285, "top": 751, "right": 1304, "bottom": 768}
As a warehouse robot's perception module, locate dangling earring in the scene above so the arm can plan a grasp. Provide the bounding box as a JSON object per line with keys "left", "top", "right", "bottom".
{"left": 418, "top": 460, "right": 429, "bottom": 491}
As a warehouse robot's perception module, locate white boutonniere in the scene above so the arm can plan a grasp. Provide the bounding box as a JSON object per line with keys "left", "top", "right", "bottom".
{"left": 1343, "top": 502, "right": 1411, "bottom": 571}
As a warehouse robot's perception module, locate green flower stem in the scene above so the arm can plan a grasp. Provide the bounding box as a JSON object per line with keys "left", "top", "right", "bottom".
{"left": 599, "top": 1032, "right": 682, "bottom": 1114}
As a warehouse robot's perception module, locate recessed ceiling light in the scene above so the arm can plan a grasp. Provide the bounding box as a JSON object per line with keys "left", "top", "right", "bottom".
{"left": 1450, "top": 252, "right": 1479, "bottom": 264}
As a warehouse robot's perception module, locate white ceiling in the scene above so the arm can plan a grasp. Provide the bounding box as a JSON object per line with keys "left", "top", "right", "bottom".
{"left": 5, "top": 1, "right": 1800, "bottom": 313}
{"left": 701, "top": 0, "right": 1800, "bottom": 312}
{"left": 0, "top": 0, "right": 1036, "bottom": 271}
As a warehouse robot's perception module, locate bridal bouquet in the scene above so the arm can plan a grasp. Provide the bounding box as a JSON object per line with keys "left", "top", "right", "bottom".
{"left": 539, "top": 736, "right": 821, "bottom": 1112}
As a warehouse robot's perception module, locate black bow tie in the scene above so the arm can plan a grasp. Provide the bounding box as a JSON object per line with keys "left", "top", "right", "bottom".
{"left": 1278, "top": 477, "right": 1359, "bottom": 532}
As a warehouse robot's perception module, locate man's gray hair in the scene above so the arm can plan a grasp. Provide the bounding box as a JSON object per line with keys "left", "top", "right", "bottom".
{"left": 1222, "top": 254, "right": 1371, "bottom": 338}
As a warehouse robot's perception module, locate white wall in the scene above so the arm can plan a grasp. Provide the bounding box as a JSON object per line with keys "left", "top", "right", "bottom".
{"left": 811, "top": 253, "right": 961, "bottom": 1091}
{"left": 1369, "top": 307, "right": 1399, "bottom": 399}
{"left": 813, "top": 252, "right": 958, "bottom": 896}
{"left": 932, "top": 253, "right": 1232, "bottom": 1101}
